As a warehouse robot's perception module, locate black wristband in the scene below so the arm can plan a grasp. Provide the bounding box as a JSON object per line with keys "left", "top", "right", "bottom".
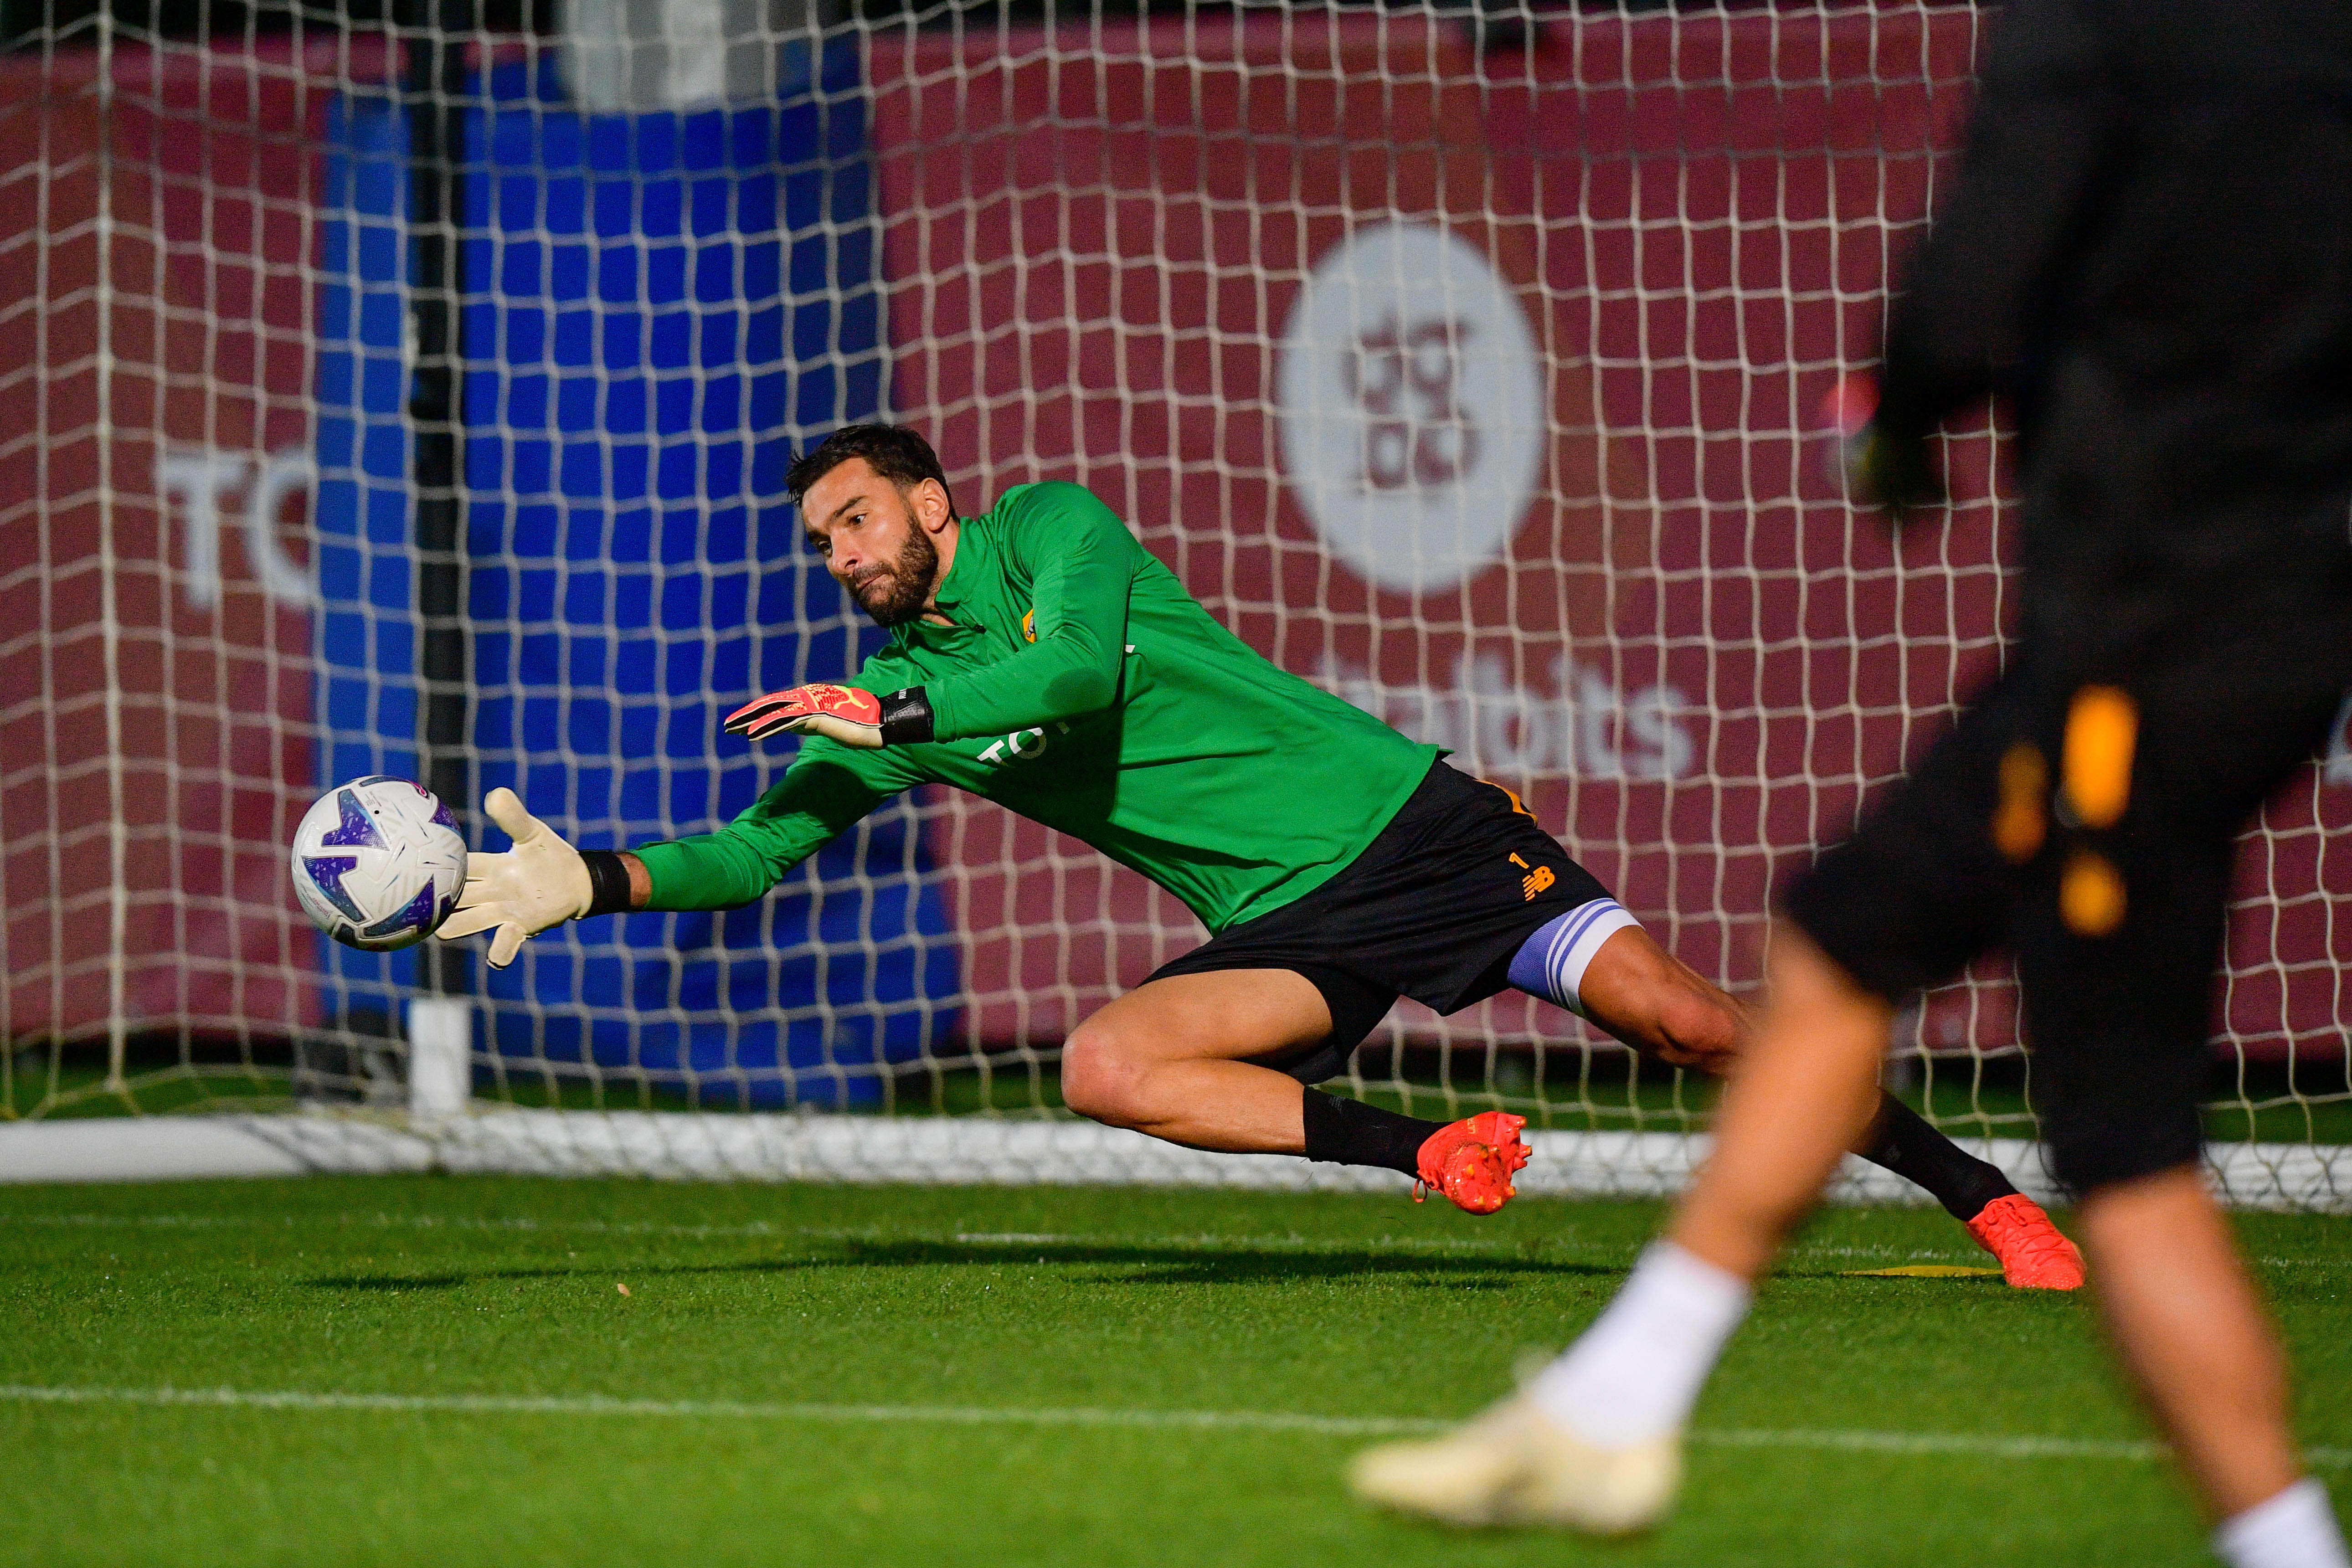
{"left": 580, "top": 850, "right": 636, "bottom": 917}
{"left": 879, "top": 685, "right": 936, "bottom": 745}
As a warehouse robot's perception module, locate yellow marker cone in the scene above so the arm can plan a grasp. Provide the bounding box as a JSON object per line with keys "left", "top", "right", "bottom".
{"left": 1839, "top": 1265, "right": 2005, "bottom": 1279}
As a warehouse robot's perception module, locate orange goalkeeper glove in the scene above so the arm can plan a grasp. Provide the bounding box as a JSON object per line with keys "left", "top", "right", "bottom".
{"left": 1822, "top": 372, "right": 1944, "bottom": 525}
{"left": 723, "top": 683, "right": 935, "bottom": 748}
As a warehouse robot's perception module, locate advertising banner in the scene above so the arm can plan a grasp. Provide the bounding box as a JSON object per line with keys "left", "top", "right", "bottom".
{"left": 0, "top": 44, "right": 347, "bottom": 1044}
{"left": 870, "top": 11, "right": 2350, "bottom": 1058}
{"left": 4, "top": 19, "right": 2343, "bottom": 1074}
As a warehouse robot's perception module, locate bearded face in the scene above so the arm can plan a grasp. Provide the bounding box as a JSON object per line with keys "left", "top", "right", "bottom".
{"left": 847, "top": 520, "right": 940, "bottom": 627}
{"left": 799, "top": 457, "right": 952, "bottom": 626}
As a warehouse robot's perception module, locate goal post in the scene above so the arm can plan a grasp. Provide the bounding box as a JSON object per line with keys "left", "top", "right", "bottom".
{"left": 1, "top": 0, "right": 2347, "bottom": 1208}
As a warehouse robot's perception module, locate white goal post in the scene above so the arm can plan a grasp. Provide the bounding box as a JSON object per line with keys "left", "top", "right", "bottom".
{"left": 2, "top": 0, "right": 2348, "bottom": 1207}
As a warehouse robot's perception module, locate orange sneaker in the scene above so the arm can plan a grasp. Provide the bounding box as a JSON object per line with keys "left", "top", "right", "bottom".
{"left": 1414, "top": 1111, "right": 1531, "bottom": 1215}
{"left": 1965, "top": 1193, "right": 2086, "bottom": 1290}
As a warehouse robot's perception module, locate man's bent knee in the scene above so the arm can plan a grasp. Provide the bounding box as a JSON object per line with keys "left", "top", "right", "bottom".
{"left": 1650, "top": 987, "right": 1746, "bottom": 1075}
{"left": 1574, "top": 927, "right": 1751, "bottom": 1074}
{"left": 1059, "top": 1025, "right": 1154, "bottom": 1127}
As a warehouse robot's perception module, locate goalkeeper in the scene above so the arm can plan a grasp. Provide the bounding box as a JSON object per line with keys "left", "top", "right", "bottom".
{"left": 441, "top": 423, "right": 2074, "bottom": 1275}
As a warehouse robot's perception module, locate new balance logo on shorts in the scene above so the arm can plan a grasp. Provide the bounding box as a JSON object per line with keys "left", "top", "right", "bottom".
{"left": 1508, "top": 852, "right": 1556, "bottom": 901}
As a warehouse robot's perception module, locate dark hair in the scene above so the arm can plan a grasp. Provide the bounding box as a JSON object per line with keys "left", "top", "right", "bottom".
{"left": 785, "top": 423, "right": 955, "bottom": 514}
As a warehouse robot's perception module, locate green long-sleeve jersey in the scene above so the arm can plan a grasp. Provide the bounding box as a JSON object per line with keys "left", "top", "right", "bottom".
{"left": 633, "top": 481, "right": 1439, "bottom": 935}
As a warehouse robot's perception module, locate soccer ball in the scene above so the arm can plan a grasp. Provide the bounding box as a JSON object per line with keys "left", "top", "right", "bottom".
{"left": 290, "top": 776, "right": 468, "bottom": 951}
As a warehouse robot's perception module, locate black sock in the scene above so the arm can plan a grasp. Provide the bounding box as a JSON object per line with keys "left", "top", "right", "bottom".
{"left": 1856, "top": 1091, "right": 2016, "bottom": 1221}
{"left": 1301, "top": 1089, "right": 1448, "bottom": 1178}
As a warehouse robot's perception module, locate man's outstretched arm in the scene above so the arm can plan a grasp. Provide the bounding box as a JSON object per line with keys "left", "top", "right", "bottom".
{"left": 629, "top": 748, "right": 913, "bottom": 910}
{"left": 437, "top": 745, "right": 915, "bottom": 965}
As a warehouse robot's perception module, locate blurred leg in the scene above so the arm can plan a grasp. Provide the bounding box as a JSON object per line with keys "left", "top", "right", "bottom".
{"left": 1353, "top": 686, "right": 2024, "bottom": 1531}
{"left": 1574, "top": 925, "right": 2024, "bottom": 1236}
{"left": 2076, "top": 1167, "right": 2301, "bottom": 1518}
{"left": 1513, "top": 928, "right": 1887, "bottom": 1455}
{"left": 1665, "top": 929, "right": 1893, "bottom": 1280}
{"left": 2008, "top": 641, "right": 2349, "bottom": 1555}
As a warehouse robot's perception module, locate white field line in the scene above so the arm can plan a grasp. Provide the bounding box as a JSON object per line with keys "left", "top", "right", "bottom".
{"left": 1, "top": 1383, "right": 2345, "bottom": 1469}
{"left": 0, "top": 1383, "right": 1436, "bottom": 1437}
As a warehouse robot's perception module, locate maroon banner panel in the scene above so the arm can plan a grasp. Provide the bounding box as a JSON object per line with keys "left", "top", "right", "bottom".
{"left": 870, "top": 10, "right": 2351, "bottom": 1058}
{"left": 0, "top": 43, "right": 370, "bottom": 1044}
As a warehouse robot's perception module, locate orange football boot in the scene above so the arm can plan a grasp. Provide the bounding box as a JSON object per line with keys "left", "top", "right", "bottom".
{"left": 1965, "top": 1193, "right": 2086, "bottom": 1290}
{"left": 1414, "top": 1111, "right": 1531, "bottom": 1215}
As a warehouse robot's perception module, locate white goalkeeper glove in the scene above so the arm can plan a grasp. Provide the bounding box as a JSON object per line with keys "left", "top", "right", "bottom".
{"left": 434, "top": 788, "right": 592, "bottom": 968}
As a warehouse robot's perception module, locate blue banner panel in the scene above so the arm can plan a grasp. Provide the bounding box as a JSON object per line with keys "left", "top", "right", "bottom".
{"left": 312, "top": 92, "right": 425, "bottom": 1011}
{"left": 314, "top": 54, "right": 959, "bottom": 1105}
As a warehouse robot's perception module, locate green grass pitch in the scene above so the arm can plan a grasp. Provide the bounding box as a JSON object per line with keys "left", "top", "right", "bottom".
{"left": 2, "top": 1176, "right": 2345, "bottom": 1567}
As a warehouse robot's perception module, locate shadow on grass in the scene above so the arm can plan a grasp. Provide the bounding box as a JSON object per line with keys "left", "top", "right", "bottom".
{"left": 799, "top": 1237, "right": 1621, "bottom": 1289}
{"left": 304, "top": 1236, "right": 1624, "bottom": 1293}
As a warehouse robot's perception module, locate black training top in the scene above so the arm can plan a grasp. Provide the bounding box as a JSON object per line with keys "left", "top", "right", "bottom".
{"left": 1878, "top": 0, "right": 2352, "bottom": 591}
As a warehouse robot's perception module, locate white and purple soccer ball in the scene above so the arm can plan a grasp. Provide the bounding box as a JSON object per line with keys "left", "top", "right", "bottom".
{"left": 290, "top": 776, "right": 468, "bottom": 951}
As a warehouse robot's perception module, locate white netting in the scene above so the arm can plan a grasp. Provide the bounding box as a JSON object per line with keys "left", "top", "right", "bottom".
{"left": 1, "top": 10, "right": 344, "bottom": 1109}
{"left": 1, "top": 1, "right": 2347, "bottom": 1203}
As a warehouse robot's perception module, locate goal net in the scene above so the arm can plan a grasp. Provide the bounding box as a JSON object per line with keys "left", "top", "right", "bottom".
{"left": 4, "top": 1, "right": 2347, "bottom": 1205}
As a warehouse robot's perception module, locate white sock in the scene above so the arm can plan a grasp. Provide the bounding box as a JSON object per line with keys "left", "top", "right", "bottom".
{"left": 1528, "top": 1240, "right": 1751, "bottom": 1448}
{"left": 2216, "top": 1480, "right": 2351, "bottom": 1568}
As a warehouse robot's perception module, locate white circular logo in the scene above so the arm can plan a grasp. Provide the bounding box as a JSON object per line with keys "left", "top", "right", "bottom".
{"left": 1276, "top": 222, "right": 1544, "bottom": 594}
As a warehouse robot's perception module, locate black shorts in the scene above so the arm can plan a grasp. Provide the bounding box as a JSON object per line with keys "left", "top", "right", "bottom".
{"left": 1144, "top": 759, "right": 1614, "bottom": 1084}
{"left": 1786, "top": 564, "right": 2352, "bottom": 1195}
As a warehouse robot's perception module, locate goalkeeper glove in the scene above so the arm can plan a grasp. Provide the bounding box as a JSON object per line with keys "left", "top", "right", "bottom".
{"left": 435, "top": 788, "right": 597, "bottom": 968}
{"left": 724, "top": 683, "right": 935, "bottom": 747}
{"left": 1821, "top": 372, "right": 1944, "bottom": 524}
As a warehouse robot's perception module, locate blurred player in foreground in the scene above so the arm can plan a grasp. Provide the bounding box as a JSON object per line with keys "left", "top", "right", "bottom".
{"left": 1353, "top": 0, "right": 2352, "bottom": 1558}
{"left": 438, "top": 422, "right": 2073, "bottom": 1270}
